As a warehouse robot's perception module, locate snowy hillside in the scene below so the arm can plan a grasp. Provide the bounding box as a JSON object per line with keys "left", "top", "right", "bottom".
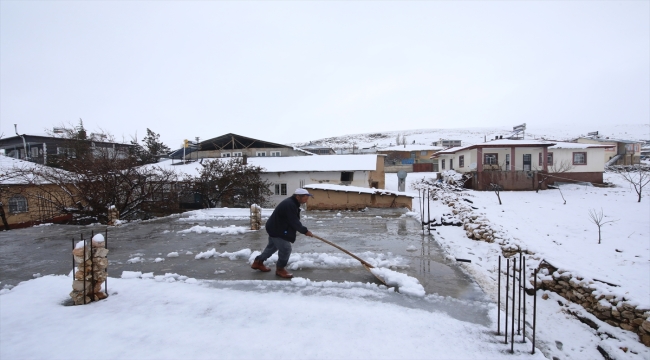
{"left": 293, "top": 123, "right": 650, "bottom": 150}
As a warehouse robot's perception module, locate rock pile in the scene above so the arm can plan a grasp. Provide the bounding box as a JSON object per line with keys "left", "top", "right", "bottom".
{"left": 537, "top": 264, "right": 650, "bottom": 347}
{"left": 70, "top": 234, "right": 109, "bottom": 305}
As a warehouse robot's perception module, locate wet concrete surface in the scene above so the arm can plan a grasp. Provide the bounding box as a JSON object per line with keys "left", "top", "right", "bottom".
{"left": 0, "top": 208, "right": 486, "bottom": 302}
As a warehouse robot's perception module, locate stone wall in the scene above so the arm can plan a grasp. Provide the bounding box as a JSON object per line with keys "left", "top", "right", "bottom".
{"left": 537, "top": 262, "right": 650, "bottom": 346}
{"left": 436, "top": 188, "right": 650, "bottom": 347}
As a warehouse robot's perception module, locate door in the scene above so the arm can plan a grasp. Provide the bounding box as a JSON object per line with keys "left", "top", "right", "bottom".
{"left": 523, "top": 154, "right": 531, "bottom": 171}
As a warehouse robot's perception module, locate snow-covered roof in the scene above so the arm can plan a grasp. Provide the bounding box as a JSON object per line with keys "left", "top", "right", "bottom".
{"left": 577, "top": 137, "right": 643, "bottom": 144}
{"left": 549, "top": 142, "right": 614, "bottom": 150}
{"left": 304, "top": 184, "right": 416, "bottom": 198}
{"left": 434, "top": 139, "right": 556, "bottom": 155}
{"left": 378, "top": 145, "right": 444, "bottom": 152}
{"left": 0, "top": 155, "right": 56, "bottom": 184}
{"left": 144, "top": 155, "right": 379, "bottom": 176}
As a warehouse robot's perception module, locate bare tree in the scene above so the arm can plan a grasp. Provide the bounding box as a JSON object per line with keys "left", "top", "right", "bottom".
{"left": 484, "top": 165, "right": 505, "bottom": 205}
{"left": 613, "top": 165, "right": 650, "bottom": 203}
{"left": 588, "top": 208, "right": 617, "bottom": 244}
{"left": 185, "top": 158, "right": 272, "bottom": 208}
{"left": 9, "top": 127, "right": 180, "bottom": 223}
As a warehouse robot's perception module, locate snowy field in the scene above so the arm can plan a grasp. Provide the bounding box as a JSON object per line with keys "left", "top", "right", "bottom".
{"left": 1, "top": 172, "right": 649, "bottom": 359}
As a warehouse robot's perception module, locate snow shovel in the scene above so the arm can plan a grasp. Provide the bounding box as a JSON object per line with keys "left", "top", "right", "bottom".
{"left": 311, "top": 234, "right": 387, "bottom": 285}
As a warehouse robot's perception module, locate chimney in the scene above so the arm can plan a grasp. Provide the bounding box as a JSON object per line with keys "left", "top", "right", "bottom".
{"left": 242, "top": 154, "right": 248, "bottom": 165}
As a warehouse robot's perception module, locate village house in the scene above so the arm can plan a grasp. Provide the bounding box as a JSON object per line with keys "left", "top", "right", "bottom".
{"left": 0, "top": 130, "right": 135, "bottom": 165}
{"left": 377, "top": 144, "right": 444, "bottom": 172}
{"left": 150, "top": 154, "right": 387, "bottom": 208}
{"left": 299, "top": 142, "right": 336, "bottom": 155}
{"left": 177, "top": 133, "right": 314, "bottom": 160}
{"left": 0, "top": 156, "right": 73, "bottom": 229}
{"left": 433, "top": 139, "right": 612, "bottom": 191}
{"left": 575, "top": 136, "right": 643, "bottom": 165}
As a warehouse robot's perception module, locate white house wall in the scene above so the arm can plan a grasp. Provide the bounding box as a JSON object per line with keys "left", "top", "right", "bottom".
{"left": 262, "top": 170, "right": 371, "bottom": 207}
{"left": 549, "top": 148, "right": 605, "bottom": 173}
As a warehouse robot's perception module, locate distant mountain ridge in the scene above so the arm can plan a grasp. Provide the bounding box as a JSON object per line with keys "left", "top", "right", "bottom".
{"left": 293, "top": 123, "right": 649, "bottom": 150}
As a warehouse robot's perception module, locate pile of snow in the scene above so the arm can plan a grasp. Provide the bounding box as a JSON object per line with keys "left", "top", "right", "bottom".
{"left": 195, "top": 248, "right": 252, "bottom": 261}
{"left": 178, "top": 225, "right": 250, "bottom": 235}
{"left": 370, "top": 267, "right": 426, "bottom": 297}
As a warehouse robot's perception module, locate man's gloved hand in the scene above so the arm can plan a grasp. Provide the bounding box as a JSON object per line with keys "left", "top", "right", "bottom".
{"left": 305, "top": 231, "right": 314, "bottom": 237}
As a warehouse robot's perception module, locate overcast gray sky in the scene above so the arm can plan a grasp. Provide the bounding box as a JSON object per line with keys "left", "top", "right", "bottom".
{"left": 1, "top": 1, "right": 648, "bottom": 148}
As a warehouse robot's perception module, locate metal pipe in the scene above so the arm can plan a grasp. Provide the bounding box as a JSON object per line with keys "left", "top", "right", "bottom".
{"left": 522, "top": 256, "right": 526, "bottom": 343}
{"left": 518, "top": 252, "right": 522, "bottom": 335}
{"left": 511, "top": 257, "right": 516, "bottom": 353}
{"left": 532, "top": 269, "right": 537, "bottom": 354}
{"left": 105, "top": 228, "right": 108, "bottom": 297}
{"left": 82, "top": 234, "right": 86, "bottom": 305}
{"left": 71, "top": 237, "right": 75, "bottom": 278}
{"left": 14, "top": 124, "right": 29, "bottom": 160}
{"left": 505, "top": 258, "right": 509, "bottom": 344}
{"left": 90, "top": 230, "right": 95, "bottom": 303}
{"left": 497, "top": 256, "right": 501, "bottom": 335}
{"left": 427, "top": 189, "right": 431, "bottom": 234}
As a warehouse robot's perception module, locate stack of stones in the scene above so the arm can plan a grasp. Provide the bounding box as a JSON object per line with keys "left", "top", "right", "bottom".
{"left": 250, "top": 204, "right": 262, "bottom": 230}
{"left": 537, "top": 265, "right": 650, "bottom": 347}
{"left": 70, "top": 234, "right": 109, "bottom": 305}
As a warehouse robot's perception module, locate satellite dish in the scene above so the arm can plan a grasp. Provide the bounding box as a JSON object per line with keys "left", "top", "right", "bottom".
{"left": 397, "top": 170, "right": 408, "bottom": 179}
{"left": 469, "top": 163, "right": 477, "bottom": 170}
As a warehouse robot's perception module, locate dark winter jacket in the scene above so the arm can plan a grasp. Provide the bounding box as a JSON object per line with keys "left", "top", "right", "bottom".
{"left": 265, "top": 196, "right": 308, "bottom": 243}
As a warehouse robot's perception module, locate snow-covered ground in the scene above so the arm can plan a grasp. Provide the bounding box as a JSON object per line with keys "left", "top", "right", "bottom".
{"left": 1, "top": 171, "right": 648, "bottom": 359}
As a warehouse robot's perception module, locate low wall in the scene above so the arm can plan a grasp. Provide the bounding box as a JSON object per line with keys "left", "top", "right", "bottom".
{"left": 384, "top": 165, "right": 412, "bottom": 173}
{"left": 306, "top": 189, "right": 412, "bottom": 211}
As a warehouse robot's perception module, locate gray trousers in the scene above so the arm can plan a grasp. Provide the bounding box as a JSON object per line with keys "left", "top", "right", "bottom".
{"left": 256, "top": 236, "right": 292, "bottom": 268}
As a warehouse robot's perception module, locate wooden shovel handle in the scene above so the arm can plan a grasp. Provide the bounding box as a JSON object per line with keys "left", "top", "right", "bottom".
{"left": 311, "top": 235, "right": 374, "bottom": 268}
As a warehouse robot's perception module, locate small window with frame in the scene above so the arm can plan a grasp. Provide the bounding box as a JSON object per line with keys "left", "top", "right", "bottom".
{"left": 459, "top": 155, "right": 464, "bottom": 168}
{"left": 274, "top": 184, "right": 287, "bottom": 195}
{"left": 484, "top": 153, "right": 498, "bottom": 165}
{"left": 341, "top": 172, "right": 354, "bottom": 182}
{"left": 232, "top": 152, "right": 242, "bottom": 157}
{"left": 270, "top": 151, "right": 281, "bottom": 157}
{"left": 256, "top": 151, "right": 266, "bottom": 157}
{"left": 573, "top": 152, "right": 587, "bottom": 165}
{"left": 221, "top": 153, "right": 231, "bottom": 158}
{"left": 9, "top": 195, "right": 28, "bottom": 213}
{"left": 441, "top": 159, "right": 445, "bottom": 169}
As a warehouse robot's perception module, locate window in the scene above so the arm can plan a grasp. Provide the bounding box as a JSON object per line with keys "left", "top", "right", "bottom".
{"left": 274, "top": 184, "right": 287, "bottom": 195}
{"left": 421, "top": 151, "right": 428, "bottom": 156}
{"left": 459, "top": 155, "right": 464, "bottom": 168}
{"left": 232, "top": 152, "right": 242, "bottom": 157}
{"left": 57, "top": 147, "right": 76, "bottom": 158}
{"left": 30, "top": 147, "right": 39, "bottom": 158}
{"left": 9, "top": 195, "right": 28, "bottom": 213}
{"left": 538, "top": 152, "right": 553, "bottom": 166}
{"left": 341, "top": 172, "right": 354, "bottom": 182}
{"left": 410, "top": 152, "right": 416, "bottom": 159}
{"left": 484, "top": 153, "right": 498, "bottom": 165}
{"left": 270, "top": 151, "right": 281, "bottom": 157}
{"left": 573, "top": 152, "right": 587, "bottom": 165}
{"left": 256, "top": 151, "right": 266, "bottom": 157}
{"left": 221, "top": 153, "right": 231, "bottom": 157}
{"left": 441, "top": 159, "right": 445, "bottom": 169}
{"left": 505, "top": 154, "right": 510, "bottom": 168}
{"left": 450, "top": 159, "right": 454, "bottom": 169}
{"left": 523, "top": 154, "right": 532, "bottom": 171}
